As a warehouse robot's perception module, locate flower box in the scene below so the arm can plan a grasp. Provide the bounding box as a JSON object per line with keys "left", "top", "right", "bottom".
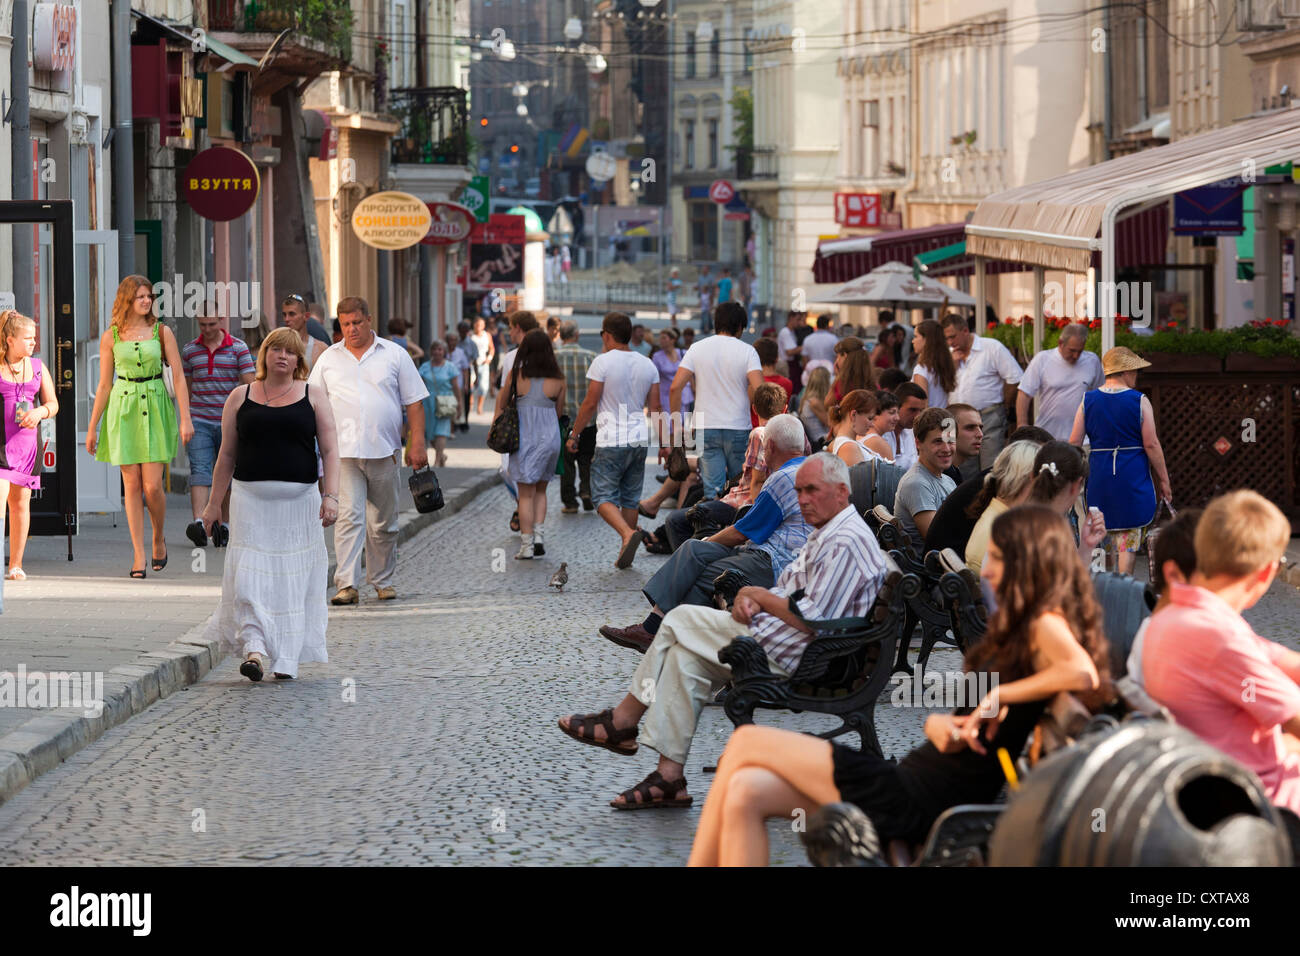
{"left": 1223, "top": 354, "right": 1300, "bottom": 373}
{"left": 1138, "top": 352, "right": 1222, "bottom": 374}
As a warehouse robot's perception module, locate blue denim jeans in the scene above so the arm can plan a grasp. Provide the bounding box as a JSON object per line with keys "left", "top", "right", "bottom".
{"left": 699, "top": 428, "right": 749, "bottom": 499}
{"left": 186, "top": 418, "right": 222, "bottom": 487}
{"left": 591, "top": 444, "right": 647, "bottom": 509}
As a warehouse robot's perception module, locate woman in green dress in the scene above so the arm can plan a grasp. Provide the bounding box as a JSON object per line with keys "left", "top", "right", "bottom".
{"left": 86, "top": 275, "right": 194, "bottom": 577}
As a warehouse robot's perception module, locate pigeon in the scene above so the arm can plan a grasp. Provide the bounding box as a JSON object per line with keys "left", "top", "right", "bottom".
{"left": 549, "top": 563, "right": 569, "bottom": 593}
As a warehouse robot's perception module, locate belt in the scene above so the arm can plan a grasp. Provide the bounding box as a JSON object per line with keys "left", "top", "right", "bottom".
{"left": 122, "top": 374, "right": 162, "bottom": 383}
{"left": 1089, "top": 445, "right": 1143, "bottom": 475}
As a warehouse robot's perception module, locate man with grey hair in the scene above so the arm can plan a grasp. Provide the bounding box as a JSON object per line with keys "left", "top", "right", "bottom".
{"left": 599, "top": 414, "right": 812, "bottom": 653}
{"left": 1015, "top": 322, "right": 1104, "bottom": 440}
{"left": 555, "top": 318, "right": 598, "bottom": 513}
{"left": 559, "top": 451, "right": 891, "bottom": 809}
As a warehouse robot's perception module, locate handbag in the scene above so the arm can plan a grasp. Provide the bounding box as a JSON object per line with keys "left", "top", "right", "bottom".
{"left": 408, "top": 466, "right": 445, "bottom": 513}
{"left": 486, "top": 374, "right": 520, "bottom": 454}
{"left": 434, "top": 394, "right": 459, "bottom": 419}
{"left": 666, "top": 445, "right": 690, "bottom": 482}
{"left": 162, "top": 362, "right": 176, "bottom": 398}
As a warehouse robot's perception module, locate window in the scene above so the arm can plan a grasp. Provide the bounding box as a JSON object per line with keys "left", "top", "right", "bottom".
{"left": 686, "top": 34, "right": 696, "bottom": 79}
{"left": 684, "top": 120, "right": 695, "bottom": 169}
{"left": 710, "top": 33, "right": 720, "bottom": 77}
{"left": 690, "top": 202, "right": 718, "bottom": 261}
{"left": 743, "top": 28, "right": 753, "bottom": 73}
{"left": 707, "top": 119, "right": 718, "bottom": 168}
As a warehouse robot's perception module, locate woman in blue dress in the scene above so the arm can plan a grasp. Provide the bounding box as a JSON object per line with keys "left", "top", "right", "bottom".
{"left": 1069, "top": 346, "right": 1172, "bottom": 575}
{"left": 418, "top": 340, "right": 464, "bottom": 468}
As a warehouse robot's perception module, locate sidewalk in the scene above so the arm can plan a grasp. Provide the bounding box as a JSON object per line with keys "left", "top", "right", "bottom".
{"left": 0, "top": 413, "right": 502, "bottom": 805}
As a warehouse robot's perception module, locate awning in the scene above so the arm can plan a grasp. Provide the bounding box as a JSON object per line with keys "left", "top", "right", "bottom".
{"left": 813, "top": 222, "right": 1026, "bottom": 283}
{"left": 967, "top": 106, "right": 1300, "bottom": 273}
{"left": 131, "top": 10, "right": 258, "bottom": 68}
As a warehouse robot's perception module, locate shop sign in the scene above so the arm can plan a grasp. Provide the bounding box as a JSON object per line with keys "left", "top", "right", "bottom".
{"left": 834, "top": 192, "right": 881, "bottom": 228}
{"left": 33, "top": 2, "right": 76, "bottom": 72}
{"left": 709, "top": 180, "right": 736, "bottom": 204}
{"left": 421, "top": 202, "right": 476, "bottom": 246}
{"left": 466, "top": 214, "right": 527, "bottom": 291}
{"left": 460, "top": 175, "right": 491, "bottom": 223}
{"left": 352, "top": 191, "right": 433, "bottom": 250}
{"left": 1173, "top": 178, "right": 1247, "bottom": 236}
{"left": 182, "top": 147, "right": 260, "bottom": 221}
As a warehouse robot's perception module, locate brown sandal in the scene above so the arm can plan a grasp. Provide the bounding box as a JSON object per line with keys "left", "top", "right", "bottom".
{"left": 611, "top": 770, "right": 693, "bottom": 810}
{"left": 558, "top": 709, "right": 639, "bottom": 756}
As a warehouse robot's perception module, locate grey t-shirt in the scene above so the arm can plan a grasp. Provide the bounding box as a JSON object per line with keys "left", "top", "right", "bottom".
{"left": 894, "top": 463, "right": 956, "bottom": 551}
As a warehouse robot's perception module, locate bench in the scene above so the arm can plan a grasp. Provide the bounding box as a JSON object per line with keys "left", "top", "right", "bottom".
{"left": 803, "top": 801, "right": 1007, "bottom": 867}
{"left": 869, "top": 506, "right": 987, "bottom": 679}
{"left": 716, "top": 553, "right": 908, "bottom": 758}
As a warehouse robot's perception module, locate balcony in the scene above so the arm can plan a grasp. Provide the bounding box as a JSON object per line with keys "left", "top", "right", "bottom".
{"left": 208, "top": 0, "right": 353, "bottom": 60}
{"left": 389, "top": 87, "right": 470, "bottom": 167}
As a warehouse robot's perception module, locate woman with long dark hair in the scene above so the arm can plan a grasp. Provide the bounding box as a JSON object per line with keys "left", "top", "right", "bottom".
{"left": 911, "top": 318, "right": 958, "bottom": 408}
{"left": 829, "top": 345, "right": 877, "bottom": 404}
{"left": 687, "top": 505, "right": 1111, "bottom": 866}
{"left": 498, "top": 328, "right": 565, "bottom": 559}
{"left": 1027, "top": 440, "right": 1107, "bottom": 564}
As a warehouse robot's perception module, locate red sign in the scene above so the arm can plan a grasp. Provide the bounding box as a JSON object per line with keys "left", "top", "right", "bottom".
{"left": 421, "top": 201, "right": 475, "bottom": 246}
{"left": 470, "top": 213, "right": 527, "bottom": 244}
{"left": 834, "top": 192, "right": 881, "bottom": 228}
{"left": 182, "top": 147, "right": 260, "bottom": 221}
{"left": 708, "top": 180, "right": 736, "bottom": 204}
{"left": 320, "top": 126, "right": 339, "bottom": 161}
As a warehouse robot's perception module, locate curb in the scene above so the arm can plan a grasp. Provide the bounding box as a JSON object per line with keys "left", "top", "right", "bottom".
{"left": 0, "top": 468, "right": 501, "bottom": 808}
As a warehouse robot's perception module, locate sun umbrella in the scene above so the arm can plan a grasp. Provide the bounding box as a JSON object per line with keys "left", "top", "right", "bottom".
{"left": 810, "top": 261, "right": 975, "bottom": 307}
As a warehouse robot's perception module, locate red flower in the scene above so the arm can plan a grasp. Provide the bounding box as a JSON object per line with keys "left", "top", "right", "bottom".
{"left": 986, "top": 320, "right": 996, "bottom": 329}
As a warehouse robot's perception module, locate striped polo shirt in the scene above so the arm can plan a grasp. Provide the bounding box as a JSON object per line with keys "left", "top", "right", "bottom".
{"left": 751, "top": 504, "right": 890, "bottom": 674}
{"left": 182, "top": 333, "right": 255, "bottom": 423}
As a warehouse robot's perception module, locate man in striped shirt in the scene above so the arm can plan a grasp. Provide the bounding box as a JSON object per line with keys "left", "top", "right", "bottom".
{"left": 598, "top": 414, "right": 811, "bottom": 653}
{"left": 558, "top": 452, "right": 890, "bottom": 809}
{"left": 182, "top": 312, "right": 255, "bottom": 548}
{"left": 554, "top": 320, "right": 597, "bottom": 513}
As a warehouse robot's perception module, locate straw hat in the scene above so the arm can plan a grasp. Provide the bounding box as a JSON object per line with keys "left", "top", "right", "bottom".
{"left": 1102, "top": 346, "right": 1151, "bottom": 377}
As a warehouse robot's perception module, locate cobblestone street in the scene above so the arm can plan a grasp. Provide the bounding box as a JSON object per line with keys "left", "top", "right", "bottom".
{"left": 1, "top": 480, "right": 1298, "bottom": 866}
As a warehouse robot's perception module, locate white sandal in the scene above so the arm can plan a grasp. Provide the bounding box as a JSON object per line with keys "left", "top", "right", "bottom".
{"left": 6, "top": 567, "right": 26, "bottom": 581}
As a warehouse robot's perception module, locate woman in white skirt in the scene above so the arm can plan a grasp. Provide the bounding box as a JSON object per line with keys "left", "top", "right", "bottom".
{"left": 203, "top": 327, "right": 340, "bottom": 681}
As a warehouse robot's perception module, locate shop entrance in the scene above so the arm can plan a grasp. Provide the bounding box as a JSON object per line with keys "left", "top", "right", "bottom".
{"left": 0, "top": 200, "right": 77, "bottom": 551}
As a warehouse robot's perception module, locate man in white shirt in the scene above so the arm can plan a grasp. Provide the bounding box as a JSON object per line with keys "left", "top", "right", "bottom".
{"left": 886, "top": 382, "right": 927, "bottom": 473}
{"left": 943, "top": 313, "right": 1022, "bottom": 470}
{"left": 565, "top": 311, "right": 662, "bottom": 569}
{"left": 775, "top": 310, "right": 804, "bottom": 378}
{"left": 308, "top": 296, "right": 429, "bottom": 605}
{"left": 670, "top": 302, "right": 764, "bottom": 498}
{"left": 1015, "top": 323, "right": 1104, "bottom": 441}
{"left": 800, "top": 315, "right": 839, "bottom": 368}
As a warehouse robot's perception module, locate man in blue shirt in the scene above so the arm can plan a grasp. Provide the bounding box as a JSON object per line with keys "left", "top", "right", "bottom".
{"left": 599, "top": 414, "right": 810, "bottom": 653}
{"left": 716, "top": 266, "right": 734, "bottom": 305}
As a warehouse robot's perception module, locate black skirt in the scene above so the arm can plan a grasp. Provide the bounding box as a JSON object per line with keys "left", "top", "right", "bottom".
{"left": 830, "top": 743, "right": 933, "bottom": 845}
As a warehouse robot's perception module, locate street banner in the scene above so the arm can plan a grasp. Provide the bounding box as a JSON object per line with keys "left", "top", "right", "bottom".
{"left": 560, "top": 122, "right": 589, "bottom": 158}
{"left": 460, "top": 175, "right": 491, "bottom": 223}
{"left": 594, "top": 205, "right": 663, "bottom": 238}
{"left": 466, "top": 213, "right": 526, "bottom": 291}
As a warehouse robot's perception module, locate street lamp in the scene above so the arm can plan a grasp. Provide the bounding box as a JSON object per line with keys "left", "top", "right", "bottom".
{"left": 638, "top": 0, "right": 661, "bottom": 7}
{"left": 516, "top": 103, "right": 529, "bottom": 117}
{"left": 513, "top": 83, "right": 529, "bottom": 97}
{"left": 588, "top": 53, "right": 607, "bottom": 74}
{"left": 564, "top": 17, "right": 582, "bottom": 41}
{"left": 500, "top": 39, "right": 517, "bottom": 61}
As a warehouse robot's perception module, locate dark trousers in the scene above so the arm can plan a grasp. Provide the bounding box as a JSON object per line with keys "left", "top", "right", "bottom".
{"left": 642, "top": 539, "right": 776, "bottom": 612}
{"left": 560, "top": 424, "right": 596, "bottom": 506}
{"left": 663, "top": 500, "right": 737, "bottom": 551}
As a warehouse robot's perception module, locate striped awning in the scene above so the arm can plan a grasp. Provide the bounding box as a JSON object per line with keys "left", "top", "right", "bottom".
{"left": 813, "top": 223, "right": 1027, "bottom": 283}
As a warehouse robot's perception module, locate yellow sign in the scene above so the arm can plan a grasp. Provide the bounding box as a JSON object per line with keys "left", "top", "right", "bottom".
{"left": 352, "top": 191, "right": 434, "bottom": 250}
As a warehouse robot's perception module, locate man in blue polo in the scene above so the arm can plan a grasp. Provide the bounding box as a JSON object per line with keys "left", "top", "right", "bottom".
{"left": 597, "top": 413, "right": 811, "bottom": 653}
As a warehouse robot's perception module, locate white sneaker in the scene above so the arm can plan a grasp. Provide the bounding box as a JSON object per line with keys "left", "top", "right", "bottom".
{"left": 515, "top": 534, "right": 535, "bottom": 560}
{"left": 534, "top": 524, "right": 545, "bottom": 556}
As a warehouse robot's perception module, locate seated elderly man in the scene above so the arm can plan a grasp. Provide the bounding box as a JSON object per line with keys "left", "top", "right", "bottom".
{"left": 600, "top": 413, "right": 811, "bottom": 654}
{"left": 558, "top": 452, "right": 891, "bottom": 810}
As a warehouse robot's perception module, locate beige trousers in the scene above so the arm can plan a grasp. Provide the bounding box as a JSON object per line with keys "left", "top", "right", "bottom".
{"left": 334, "top": 455, "right": 401, "bottom": 591}
{"left": 629, "top": 604, "right": 790, "bottom": 765}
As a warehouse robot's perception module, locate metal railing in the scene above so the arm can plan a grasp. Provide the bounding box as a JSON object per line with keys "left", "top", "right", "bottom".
{"left": 208, "top": 0, "right": 352, "bottom": 55}
{"left": 389, "top": 87, "right": 470, "bottom": 167}
{"left": 546, "top": 279, "right": 665, "bottom": 309}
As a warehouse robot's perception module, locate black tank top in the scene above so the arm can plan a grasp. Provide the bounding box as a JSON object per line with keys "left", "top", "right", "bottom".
{"left": 233, "top": 384, "right": 319, "bottom": 484}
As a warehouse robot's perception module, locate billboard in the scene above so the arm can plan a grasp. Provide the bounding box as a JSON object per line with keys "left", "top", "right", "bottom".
{"left": 466, "top": 213, "right": 526, "bottom": 291}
